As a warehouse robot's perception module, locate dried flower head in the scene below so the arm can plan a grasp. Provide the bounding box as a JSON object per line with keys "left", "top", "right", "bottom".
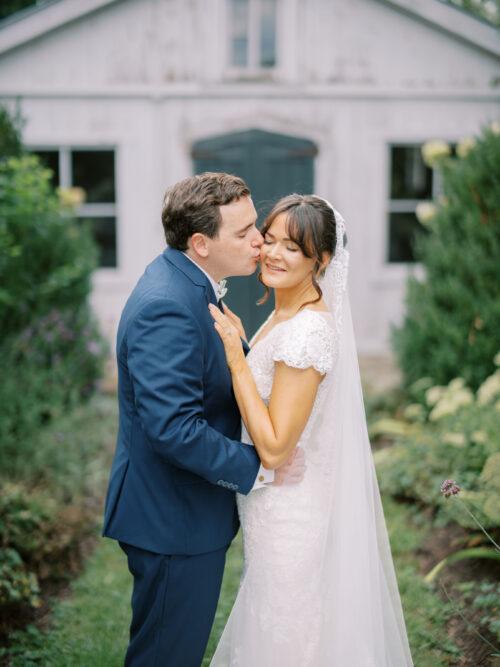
{"left": 456, "top": 137, "right": 476, "bottom": 159}
{"left": 421, "top": 140, "right": 451, "bottom": 167}
{"left": 415, "top": 201, "right": 437, "bottom": 225}
{"left": 440, "top": 479, "right": 461, "bottom": 498}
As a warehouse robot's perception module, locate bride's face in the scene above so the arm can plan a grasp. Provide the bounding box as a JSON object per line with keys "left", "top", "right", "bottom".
{"left": 260, "top": 212, "right": 316, "bottom": 290}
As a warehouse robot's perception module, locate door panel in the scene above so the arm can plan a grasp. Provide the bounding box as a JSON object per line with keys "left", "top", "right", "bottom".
{"left": 193, "top": 129, "right": 316, "bottom": 337}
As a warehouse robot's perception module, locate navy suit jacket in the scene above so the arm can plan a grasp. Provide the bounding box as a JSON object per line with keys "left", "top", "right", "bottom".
{"left": 103, "top": 248, "right": 261, "bottom": 555}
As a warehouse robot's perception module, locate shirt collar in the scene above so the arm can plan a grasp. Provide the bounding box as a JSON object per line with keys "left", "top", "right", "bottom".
{"left": 182, "top": 252, "right": 226, "bottom": 301}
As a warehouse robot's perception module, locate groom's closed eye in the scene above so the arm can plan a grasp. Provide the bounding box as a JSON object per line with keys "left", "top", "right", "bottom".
{"left": 237, "top": 223, "right": 257, "bottom": 238}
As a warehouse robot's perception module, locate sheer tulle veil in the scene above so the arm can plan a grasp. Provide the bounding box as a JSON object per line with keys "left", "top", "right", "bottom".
{"left": 211, "top": 203, "right": 413, "bottom": 665}
{"left": 313, "top": 203, "right": 413, "bottom": 664}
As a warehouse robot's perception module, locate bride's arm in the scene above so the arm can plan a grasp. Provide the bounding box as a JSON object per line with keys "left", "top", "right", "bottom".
{"left": 209, "top": 304, "right": 323, "bottom": 470}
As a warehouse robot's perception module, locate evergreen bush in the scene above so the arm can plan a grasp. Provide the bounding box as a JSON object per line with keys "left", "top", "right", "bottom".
{"left": 392, "top": 126, "right": 500, "bottom": 391}
{"left": 0, "top": 155, "right": 96, "bottom": 338}
{"left": 0, "top": 104, "right": 22, "bottom": 162}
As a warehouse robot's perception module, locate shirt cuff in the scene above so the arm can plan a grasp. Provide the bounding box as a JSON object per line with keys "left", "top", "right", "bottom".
{"left": 250, "top": 464, "right": 274, "bottom": 491}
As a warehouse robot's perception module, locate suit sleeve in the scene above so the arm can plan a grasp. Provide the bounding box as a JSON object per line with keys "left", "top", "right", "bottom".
{"left": 126, "top": 297, "right": 260, "bottom": 495}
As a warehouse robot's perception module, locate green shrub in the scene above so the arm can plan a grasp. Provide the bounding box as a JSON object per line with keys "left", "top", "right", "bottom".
{"left": 0, "top": 397, "right": 117, "bottom": 621}
{"left": 0, "top": 155, "right": 108, "bottom": 469}
{"left": 0, "top": 307, "right": 107, "bottom": 477}
{"left": 0, "top": 155, "right": 96, "bottom": 338}
{"left": 392, "top": 126, "right": 500, "bottom": 391}
{"left": 375, "top": 373, "right": 500, "bottom": 530}
{"left": 0, "top": 104, "right": 22, "bottom": 162}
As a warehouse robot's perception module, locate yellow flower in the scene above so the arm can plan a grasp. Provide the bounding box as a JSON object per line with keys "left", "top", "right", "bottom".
{"left": 456, "top": 137, "right": 476, "bottom": 159}
{"left": 421, "top": 140, "right": 451, "bottom": 167}
{"left": 429, "top": 386, "right": 473, "bottom": 421}
{"left": 403, "top": 403, "right": 424, "bottom": 421}
{"left": 477, "top": 370, "right": 500, "bottom": 405}
{"left": 490, "top": 120, "right": 500, "bottom": 135}
{"left": 471, "top": 431, "right": 487, "bottom": 444}
{"left": 426, "top": 385, "right": 445, "bottom": 406}
{"left": 415, "top": 201, "right": 438, "bottom": 225}
{"left": 443, "top": 432, "right": 466, "bottom": 447}
{"left": 448, "top": 377, "right": 465, "bottom": 392}
{"left": 57, "top": 187, "right": 86, "bottom": 209}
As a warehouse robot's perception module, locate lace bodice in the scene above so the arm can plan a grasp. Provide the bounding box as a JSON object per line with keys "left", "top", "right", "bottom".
{"left": 243, "top": 309, "right": 337, "bottom": 450}
{"left": 248, "top": 309, "right": 336, "bottom": 398}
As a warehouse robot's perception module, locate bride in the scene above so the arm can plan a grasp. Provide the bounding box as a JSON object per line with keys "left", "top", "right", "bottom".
{"left": 208, "top": 195, "right": 413, "bottom": 666}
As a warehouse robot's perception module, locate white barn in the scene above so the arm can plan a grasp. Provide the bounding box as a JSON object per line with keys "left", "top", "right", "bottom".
{"left": 0, "top": 0, "right": 498, "bottom": 366}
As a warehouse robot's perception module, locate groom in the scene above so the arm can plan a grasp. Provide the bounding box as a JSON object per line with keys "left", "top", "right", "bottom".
{"left": 103, "top": 172, "right": 304, "bottom": 666}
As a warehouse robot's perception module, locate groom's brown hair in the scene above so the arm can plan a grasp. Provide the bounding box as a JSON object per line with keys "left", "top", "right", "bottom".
{"left": 162, "top": 172, "right": 250, "bottom": 251}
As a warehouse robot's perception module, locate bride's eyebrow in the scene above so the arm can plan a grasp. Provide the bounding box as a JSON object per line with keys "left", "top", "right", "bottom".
{"left": 265, "top": 231, "right": 294, "bottom": 242}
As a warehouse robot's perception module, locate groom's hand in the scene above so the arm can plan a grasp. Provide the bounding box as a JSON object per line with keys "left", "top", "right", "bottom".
{"left": 272, "top": 447, "right": 306, "bottom": 486}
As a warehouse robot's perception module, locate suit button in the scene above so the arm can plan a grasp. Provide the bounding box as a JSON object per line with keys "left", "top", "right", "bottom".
{"left": 258, "top": 475, "right": 265, "bottom": 482}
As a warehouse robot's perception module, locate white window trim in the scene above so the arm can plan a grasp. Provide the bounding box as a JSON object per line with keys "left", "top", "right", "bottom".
{"left": 225, "top": 0, "right": 282, "bottom": 80}
{"left": 386, "top": 142, "right": 440, "bottom": 266}
{"left": 28, "top": 145, "right": 118, "bottom": 270}
{"left": 372, "top": 138, "right": 457, "bottom": 287}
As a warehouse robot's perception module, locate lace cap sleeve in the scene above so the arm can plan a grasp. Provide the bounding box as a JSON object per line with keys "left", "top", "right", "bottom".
{"left": 272, "top": 310, "right": 336, "bottom": 375}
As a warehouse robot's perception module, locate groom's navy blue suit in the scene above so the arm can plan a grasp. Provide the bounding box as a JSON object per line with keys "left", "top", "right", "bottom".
{"left": 103, "top": 248, "right": 261, "bottom": 666}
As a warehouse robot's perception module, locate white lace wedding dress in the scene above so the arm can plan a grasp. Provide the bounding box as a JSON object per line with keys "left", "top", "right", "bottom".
{"left": 210, "top": 306, "right": 413, "bottom": 666}
{"left": 211, "top": 309, "right": 336, "bottom": 666}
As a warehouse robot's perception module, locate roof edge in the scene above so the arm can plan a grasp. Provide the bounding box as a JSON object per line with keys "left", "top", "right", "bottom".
{"left": 377, "top": 0, "right": 500, "bottom": 59}
{"left": 0, "top": 0, "right": 122, "bottom": 57}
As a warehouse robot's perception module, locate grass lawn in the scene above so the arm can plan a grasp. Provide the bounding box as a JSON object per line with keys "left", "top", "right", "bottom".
{"left": 5, "top": 494, "right": 461, "bottom": 666}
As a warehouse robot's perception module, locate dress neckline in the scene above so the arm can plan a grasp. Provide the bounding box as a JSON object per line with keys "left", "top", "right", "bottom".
{"left": 250, "top": 308, "right": 333, "bottom": 350}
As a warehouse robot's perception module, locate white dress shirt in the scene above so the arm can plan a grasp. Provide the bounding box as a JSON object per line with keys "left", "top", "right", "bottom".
{"left": 182, "top": 252, "right": 274, "bottom": 490}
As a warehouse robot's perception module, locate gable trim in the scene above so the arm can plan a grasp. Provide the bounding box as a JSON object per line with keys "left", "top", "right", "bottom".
{"left": 377, "top": 0, "right": 500, "bottom": 59}
{"left": 0, "top": 0, "right": 123, "bottom": 57}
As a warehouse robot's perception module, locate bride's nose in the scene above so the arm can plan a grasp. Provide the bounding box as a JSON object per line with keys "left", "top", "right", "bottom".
{"left": 267, "top": 243, "right": 281, "bottom": 259}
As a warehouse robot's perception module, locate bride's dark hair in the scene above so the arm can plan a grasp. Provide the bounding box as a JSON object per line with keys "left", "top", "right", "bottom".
{"left": 257, "top": 194, "right": 337, "bottom": 307}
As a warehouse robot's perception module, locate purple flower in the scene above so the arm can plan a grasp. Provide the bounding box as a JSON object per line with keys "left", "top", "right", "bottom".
{"left": 86, "top": 341, "right": 101, "bottom": 356}
{"left": 440, "top": 479, "right": 461, "bottom": 498}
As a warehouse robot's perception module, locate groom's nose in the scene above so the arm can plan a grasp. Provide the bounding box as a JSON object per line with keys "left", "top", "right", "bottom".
{"left": 251, "top": 228, "right": 264, "bottom": 247}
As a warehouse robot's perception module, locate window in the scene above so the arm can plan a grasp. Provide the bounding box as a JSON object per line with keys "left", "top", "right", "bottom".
{"left": 229, "top": 0, "right": 277, "bottom": 70}
{"left": 32, "top": 148, "right": 117, "bottom": 268}
{"left": 387, "top": 145, "right": 433, "bottom": 263}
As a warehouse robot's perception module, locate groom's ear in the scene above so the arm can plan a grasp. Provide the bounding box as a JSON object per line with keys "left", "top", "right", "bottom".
{"left": 189, "top": 233, "right": 210, "bottom": 259}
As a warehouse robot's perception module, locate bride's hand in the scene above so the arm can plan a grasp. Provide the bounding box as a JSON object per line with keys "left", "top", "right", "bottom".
{"left": 221, "top": 302, "right": 247, "bottom": 342}
{"left": 208, "top": 304, "right": 246, "bottom": 373}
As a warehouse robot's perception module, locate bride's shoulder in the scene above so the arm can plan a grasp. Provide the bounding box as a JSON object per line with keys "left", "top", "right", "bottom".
{"left": 272, "top": 308, "right": 336, "bottom": 374}
{"left": 288, "top": 307, "right": 334, "bottom": 332}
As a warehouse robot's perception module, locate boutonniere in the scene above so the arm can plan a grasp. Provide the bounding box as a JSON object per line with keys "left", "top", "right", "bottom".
{"left": 218, "top": 279, "right": 228, "bottom": 300}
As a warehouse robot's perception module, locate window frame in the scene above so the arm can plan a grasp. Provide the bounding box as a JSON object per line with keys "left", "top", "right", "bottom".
{"left": 29, "top": 145, "right": 119, "bottom": 270}
{"left": 226, "top": 0, "right": 280, "bottom": 78}
{"left": 386, "top": 142, "right": 442, "bottom": 265}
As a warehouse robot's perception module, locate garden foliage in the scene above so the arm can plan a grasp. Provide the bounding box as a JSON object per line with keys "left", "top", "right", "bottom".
{"left": 374, "top": 366, "right": 500, "bottom": 532}
{"left": 393, "top": 126, "right": 500, "bottom": 391}
{"left": 0, "top": 107, "right": 108, "bottom": 625}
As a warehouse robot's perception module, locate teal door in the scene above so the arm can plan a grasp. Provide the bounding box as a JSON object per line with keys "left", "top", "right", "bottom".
{"left": 192, "top": 129, "right": 316, "bottom": 337}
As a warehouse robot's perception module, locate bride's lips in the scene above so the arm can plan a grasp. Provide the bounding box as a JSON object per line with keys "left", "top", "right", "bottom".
{"left": 265, "top": 263, "right": 286, "bottom": 273}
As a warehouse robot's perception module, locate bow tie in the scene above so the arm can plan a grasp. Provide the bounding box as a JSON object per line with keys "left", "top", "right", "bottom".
{"left": 216, "top": 279, "right": 228, "bottom": 301}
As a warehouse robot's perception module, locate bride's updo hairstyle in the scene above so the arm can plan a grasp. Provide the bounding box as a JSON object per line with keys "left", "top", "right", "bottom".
{"left": 258, "top": 194, "right": 337, "bottom": 307}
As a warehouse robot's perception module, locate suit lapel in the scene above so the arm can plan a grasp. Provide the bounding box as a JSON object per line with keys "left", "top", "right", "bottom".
{"left": 163, "top": 247, "right": 217, "bottom": 306}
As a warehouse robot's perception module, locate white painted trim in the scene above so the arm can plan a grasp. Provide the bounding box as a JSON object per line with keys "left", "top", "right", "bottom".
{"left": 0, "top": 0, "right": 497, "bottom": 63}
{"left": 0, "top": 85, "right": 499, "bottom": 101}
{"left": 0, "top": 0, "right": 122, "bottom": 56}
{"left": 377, "top": 0, "right": 500, "bottom": 58}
